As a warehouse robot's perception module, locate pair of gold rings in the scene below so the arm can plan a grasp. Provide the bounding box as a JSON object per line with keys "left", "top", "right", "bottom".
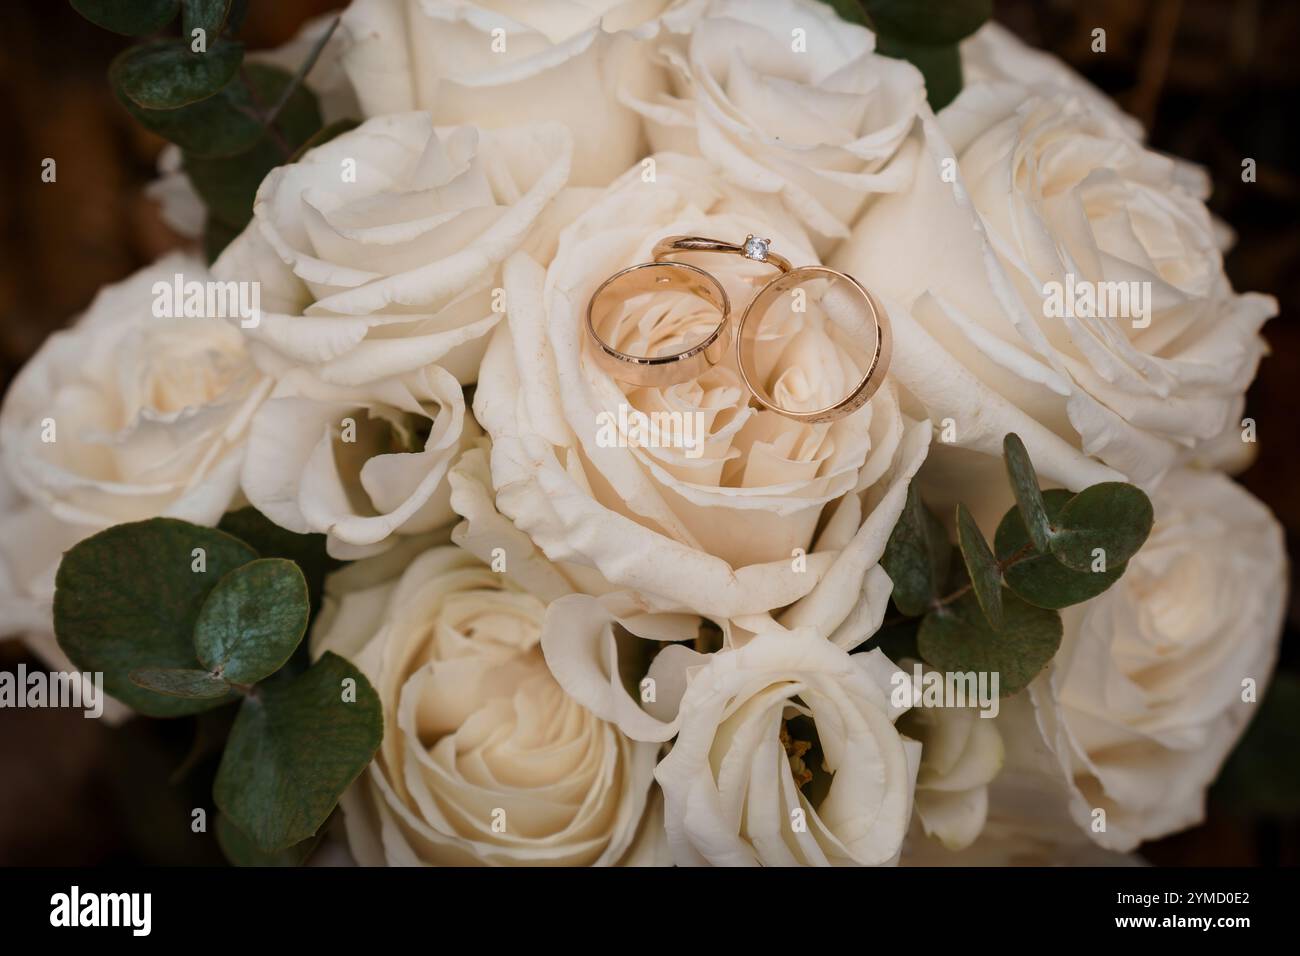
{"left": 584, "top": 235, "right": 892, "bottom": 424}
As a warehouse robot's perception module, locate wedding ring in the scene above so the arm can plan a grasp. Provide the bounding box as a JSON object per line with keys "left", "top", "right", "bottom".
{"left": 586, "top": 261, "right": 732, "bottom": 387}
{"left": 735, "top": 266, "right": 892, "bottom": 424}
{"left": 652, "top": 234, "right": 792, "bottom": 274}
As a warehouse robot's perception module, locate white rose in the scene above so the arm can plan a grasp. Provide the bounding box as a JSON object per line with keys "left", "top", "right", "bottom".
{"left": 240, "top": 366, "right": 479, "bottom": 559}
{"left": 1018, "top": 469, "right": 1285, "bottom": 851}
{"left": 340, "top": 0, "right": 696, "bottom": 185}
{"left": 624, "top": 0, "right": 925, "bottom": 249}
{"left": 212, "top": 113, "right": 572, "bottom": 386}
{"left": 654, "top": 629, "right": 920, "bottom": 866}
{"left": 835, "top": 84, "right": 1273, "bottom": 491}
{"left": 473, "top": 153, "right": 930, "bottom": 626}
{"left": 898, "top": 661, "right": 1004, "bottom": 852}
{"left": 0, "top": 253, "right": 268, "bottom": 708}
{"left": 312, "top": 541, "right": 660, "bottom": 865}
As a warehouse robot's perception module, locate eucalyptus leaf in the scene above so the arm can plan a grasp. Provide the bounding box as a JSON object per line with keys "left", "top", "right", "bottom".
{"left": 130, "top": 667, "right": 233, "bottom": 700}
{"left": 218, "top": 507, "right": 334, "bottom": 611}
{"left": 874, "top": 34, "right": 963, "bottom": 112}
{"left": 1049, "top": 482, "right": 1154, "bottom": 572}
{"left": 215, "top": 652, "right": 382, "bottom": 852}
{"left": 918, "top": 590, "right": 1062, "bottom": 697}
{"left": 955, "top": 502, "right": 1002, "bottom": 629}
{"left": 54, "top": 518, "right": 256, "bottom": 717}
{"left": 995, "top": 489, "right": 1125, "bottom": 609}
{"left": 217, "top": 813, "right": 320, "bottom": 867}
{"left": 111, "top": 40, "right": 244, "bottom": 111}
{"left": 862, "top": 0, "right": 992, "bottom": 45}
{"left": 194, "top": 558, "right": 309, "bottom": 685}
{"left": 881, "top": 484, "right": 951, "bottom": 617}
{"left": 182, "top": 0, "right": 233, "bottom": 39}
{"left": 1002, "top": 432, "right": 1052, "bottom": 553}
{"left": 183, "top": 65, "right": 323, "bottom": 224}
{"left": 121, "top": 63, "right": 317, "bottom": 159}
{"left": 290, "top": 118, "right": 362, "bottom": 163}
{"left": 71, "top": 0, "right": 180, "bottom": 36}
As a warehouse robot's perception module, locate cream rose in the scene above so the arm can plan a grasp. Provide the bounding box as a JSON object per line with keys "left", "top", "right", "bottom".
{"left": 0, "top": 253, "right": 268, "bottom": 700}
{"left": 653, "top": 629, "right": 919, "bottom": 866}
{"left": 897, "top": 661, "right": 1004, "bottom": 852}
{"left": 624, "top": 0, "right": 925, "bottom": 249}
{"left": 240, "top": 366, "right": 479, "bottom": 559}
{"left": 312, "top": 541, "right": 659, "bottom": 865}
{"left": 835, "top": 83, "right": 1273, "bottom": 491}
{"left": 473, "top": 153, "right": 930, "bottom": 627}
{"left": 1013, "top": 469, "right": 1285, "bottom": 851}
{"left": 212, "top": 113, "right": 572, "bottom": 387}
{"left": 340, "top": 0, "right": 694, "bottom": 185}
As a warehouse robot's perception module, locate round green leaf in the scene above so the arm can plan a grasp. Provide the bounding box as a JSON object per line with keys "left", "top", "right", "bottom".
{"left": 183, "top": 0, "right": 233, "bottom": 38}
{"left": 863, "top": 0, "right": 992, "bottom": 45}
{"left": 1049, "top": 482, "right": 1155, "bottom": 572}
{"left": 111, "top": 39, "right": 244, "bottom": 111}
{"left": 216, "top": 813, "right": 320, "bottom": 867}
{"left": 1001, "top": 433, "right": 1052, "bottom": 553}
{"left": 194, "top": 558, "right": 309, "bottom": 685}
{"left": 218, "top": 507, "right": 334, "bottom": 610}
{"left": 955, "top": 502, "right": 1002, "bottom": 629}
{"left": 119, "top": 64, "right": 317, "bottom": 159}
{"left": 918, "top": 590, "right": 1062, "bottom": 697}
{"left": 71, "top": 0, "right": 180, "bottom": 36}
{"left": 881, "top": 484, "right": 951, "bottom": 617}
{"left": 996, "top": 490, "right": 1125, "bottom": 609}
{"left": 54, "top": 518, "right": 257, "bottom": 717}
{"left": 130, "top": 667, "right": 233, "bottom": 700}
{"left": 215, "top": 652, "right": 383, "bottom": 852}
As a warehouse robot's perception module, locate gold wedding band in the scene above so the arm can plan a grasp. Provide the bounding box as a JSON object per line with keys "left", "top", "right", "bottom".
{"left": 653, "top": 234, "right": 792, "bottom": 274}
{"left": 586, "top": 261, "right": 732, "bottom": 387}
{"left": 735, "top": 266, "right": 892, "bottom": 424}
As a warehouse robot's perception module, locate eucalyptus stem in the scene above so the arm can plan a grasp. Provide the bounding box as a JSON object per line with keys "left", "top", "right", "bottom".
{"left": 929, "top": 540, "right": 1036, "bottom": 612}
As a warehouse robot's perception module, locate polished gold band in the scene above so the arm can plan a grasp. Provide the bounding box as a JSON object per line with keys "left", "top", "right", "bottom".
{"left": 585, "top": 261, "right": 732, "bottom": 387}
{"left": 652, "top": 234, "right": 792, "bottom": 274}
{"left": 735, "top": 266, "right": 892, "bottom": 424}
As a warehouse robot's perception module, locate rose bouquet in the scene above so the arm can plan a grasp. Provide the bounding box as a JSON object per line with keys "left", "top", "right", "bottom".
{"left": 1, "top": 0, "right": 1283, "bottom": 867}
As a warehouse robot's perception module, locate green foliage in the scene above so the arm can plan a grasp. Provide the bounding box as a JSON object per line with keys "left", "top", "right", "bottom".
{"left": 76, "top": 1, "right": 338, "bottom": 259}
{"left": 110, "top": 39, "right": 244, "bottom": 111}
{"left": 182, "top": 0, "right": 234, "bottom": 38}
{"left": 880, "top": 485, "right": 950, "bottom": 617}
{"left": 71, "top": 0, "right": 181, "bottom": 36}
{"left": 216, "top": 813, "right": 321, "bottom": 866}
{"left": 879, "top": 432, "right": 1155, "bottom": 697}
{"left": 215, "top": 653, "right": 382, "bottom": 852}
{"left": 862, "top": 0, "right": 992, "bottom": 45}
{"left": 52, "top": 514, "right": 382, "bottom": 864}
{"left": 955, "top": 502, "right": 1002, "bottom": 629}
{"left": 193, "top": 559, "right": 309, "bottom": 685}
{"left": 995, "top": 490, "right": 1125, "bottom": 609}
{"left": 824, "top": 0, "right": 991, "bottom": 110}
{"left": 918, "top": 591, "right": 1062, "bottom": 697}
{"left": 54, "top": 519, "right": 256, "bottom": 716}
{"left": 874, "top": 34, "right": 963, "bottom": 111}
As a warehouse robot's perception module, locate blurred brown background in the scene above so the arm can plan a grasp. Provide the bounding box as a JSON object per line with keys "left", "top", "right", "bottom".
{"left": 0, "top": 0, "right": 1296, "bottom": 865}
